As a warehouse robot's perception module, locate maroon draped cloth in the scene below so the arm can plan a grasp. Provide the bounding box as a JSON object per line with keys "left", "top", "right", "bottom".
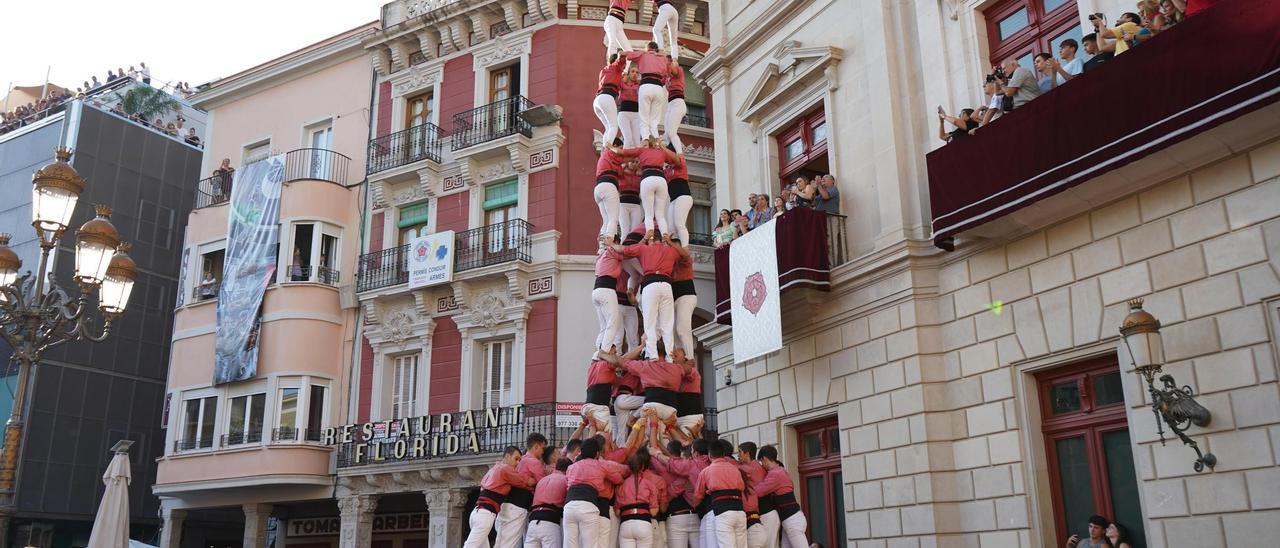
{"left": 927, "top": 0, "right": 1280, "bottom": 248}
{"left": 714, "top": 207, "right": 831, "bottom": 325}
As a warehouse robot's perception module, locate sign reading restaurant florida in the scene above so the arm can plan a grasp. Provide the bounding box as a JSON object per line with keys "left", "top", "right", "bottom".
{"left": 322, "top": 404, "right": 526, "bottom": 465}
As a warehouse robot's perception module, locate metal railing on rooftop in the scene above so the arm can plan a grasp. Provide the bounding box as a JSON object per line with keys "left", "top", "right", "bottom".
{"left": 367, "top": 123, "right": 444, "bottom": 174}
{"left": 451, "top": 95, "right": 533, "bottom": 151}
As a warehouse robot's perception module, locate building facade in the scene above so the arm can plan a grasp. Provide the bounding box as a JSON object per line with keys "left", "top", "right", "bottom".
{"left": 0, "top": 83, "right": 205, "bottom": 547}
{"left": 151, "top": 23, "right": 377, "bottom": 548}
{"left": 692, "top": 0, "right": 1280, "bottom": 547}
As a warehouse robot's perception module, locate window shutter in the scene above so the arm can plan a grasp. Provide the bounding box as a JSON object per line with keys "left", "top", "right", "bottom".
{"left": 483, "top": 180, "right": 518, "bottom": 210}
{"left": 398, "top": 202, "right": 430, "bottom": 228}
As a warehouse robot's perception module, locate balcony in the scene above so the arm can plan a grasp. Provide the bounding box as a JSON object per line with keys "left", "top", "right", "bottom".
{"left": 282, "top": 264, "right": 340, "bottom": 285}
{"left": 173, "top": 437, "right": 215, "bottom": 453}
{"left": 682, "top": 113, "right": 711, "bottom": 129}
{"left": 273, "top": 427, "right": 322, "bottom": 443}
{"left": 194, "top": 175, "right": 230, "bottom": 209}
{"left": 193, "top": 147, "right": 351, "bottom": 210}
{"left": 926, "top": 0, "right": 1280, "bottom": 250}
{"left": 451, "top": 95, "right": 533, "bottom": 151}
{"left": 367, "top": 122, "right": 444, "bottom": 175}
{"left": 356, "top": 219, "right": 533, "bottom": 292}
{"left": 712, "top": 208, "right": 848, "bottom": 324}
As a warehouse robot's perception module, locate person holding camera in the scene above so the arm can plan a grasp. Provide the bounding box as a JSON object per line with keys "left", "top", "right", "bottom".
{"left": 938, "top": 106, "right": 978, "bottom": 143}
{"left": 1000, "top": 57, "right": 1042, "bottom": 110}
{"left": 1065, "top": 514, "right": 1110, "bottom": 548}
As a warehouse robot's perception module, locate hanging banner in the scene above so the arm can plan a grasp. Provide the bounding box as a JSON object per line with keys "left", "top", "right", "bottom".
{"left": 408, "top": 230, "right": 455, "bottom": 288}
{"left": 213, "top": 155, "right": 285, "bottom": 385}
{"left": 729, "top": 219, "right": 782, "bottom": 364}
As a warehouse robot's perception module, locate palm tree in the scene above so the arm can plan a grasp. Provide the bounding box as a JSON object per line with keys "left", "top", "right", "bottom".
{"left": 114, "top": 86, "right": 179, "bottom": 120}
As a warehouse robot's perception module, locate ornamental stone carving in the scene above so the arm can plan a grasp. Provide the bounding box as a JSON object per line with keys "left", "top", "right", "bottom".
{"left": 382, "top": 310, "right": 416, "bottom": 345}
{"left": 685, "top": 145, "right": 715, "bottom": 160}
{"left": 337, "top": 496, "right": 378, "bottom": 548}
{"left": 394, "top": 66, "right": 440, "bottom": 95}
{"left": 405, "top": 0, "right": 454, "bottom": 17}
{"left": 475, "top": 34, "right": 528, "bottom": 69}
{"left": 468, "top": 292, "right": 508, "bottom": 328}
{"left": 391, "top": 183, "right": 430, "bottom": 206}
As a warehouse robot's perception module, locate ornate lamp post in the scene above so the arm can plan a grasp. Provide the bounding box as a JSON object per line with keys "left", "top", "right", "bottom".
{"left": 0, "top": 148, "right": 136, "bottom": 546}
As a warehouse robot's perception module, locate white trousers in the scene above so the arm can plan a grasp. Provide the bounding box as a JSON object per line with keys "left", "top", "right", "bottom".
{"left": 640, "top": 281, "right": 674, "bottom": 358}
{"left": 666, "top": 513, "right": 699, "bottom": 548}
{"left": 619, "top": 303, "right": 639, "bottom": 352}
{"left": 746, "top": 522, "right": 766, "bottom": 548}
{"left": 715, "top": 511, "right": 748, "bottom": 548}
{"left": 600, "top": 508, "right": 620, "bottom": 548}
{"left": 758, "top": 511, "right": 780, "bottom": 548}
{"left": 640, "top": 176, "right": 670, "bottom": 236}
{"left": 593, "top": 287, "right": 623, "bottom": 352}
{"left": 596, "top": 182, "right": 621, "bottom": 239}
{"left": 663, "top": 98, "right": 687, "bottom": 153}
{"left": 779, "top": 512, "right": 809, "bottom": 548}
{"left": 582, "top": 403, "right": 613, "bottom": 434}
{"left": 619, "top": 519, "right": 654, "bottom": 548}
{"left": 494, "top": 504, "right": 529, "bottom": 548}
{"left": 525, "top": 519, "right": 563, "bottom": 548}
{"left": 652, "top": 4, "right": 680, "bottom": 58}
{"left": 654, "top": 520, "right": 667, "bottom": 548}
{"left": 620, "top": 204, "right": 645, "bottom": 241}
{"left": 614, "top": 394, "right": 646, "bottom": 446}
{"left": 638, "top": 84, "right": 667, "bottom": 141}
{"left": 595, "top": 94, "right": 621, "bottom": 148}
{"left": 564, "top": 500, "right": 601, "bottom": 548}
{"left": 698, "top": 514, "right": 715, "bottom": 548}
{"left": 603, "top": 16, "right": 633, "bottom": 57}
{"left": 673, "top": 294, "right": 697, "bottom": 354}
{"left": 667, "top": 195, "right": 692, "bottom": 252}
{"left": 619, "top": 111, "right": 642, "bottom": 147}
{"left": 463, "top": 507, "right": 498, "bottom": 548}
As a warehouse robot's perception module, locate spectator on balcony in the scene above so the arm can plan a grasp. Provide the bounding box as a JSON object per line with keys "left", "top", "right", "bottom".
{"left": 937, "top": 107, "right": 977, "bottom": 143}
{"left": 153, "top": 117, "right": 165, "bottom": 129}
{"left": 185, "top": 128, "right": 201, "bottom": 147}
{"left": 213, "top": 159, "right": 235, "bottom": 197}
{"left": 1081, "top": 33, "right": 1113, "bottom": 72}
{"left": 1034, "top": 53, "right": 1065, "bottom": 91}
{"left": 747, "top": 194, "right": 773, "bottom": 229}
{"left": 771, "top": 196, "right": 788, "bottom": 219}
{"left": 107, "top": 70, "right": 118, "bottom": 83}
{"left": 127, "top": 66, "right": 139, "bottom": 80}
{"left": 140, "top": 62, "right": 151, "bottom": 84}
{"left": 815, "top": 175, "right": 840, "bottom": 215}
{"left": 733, "top": 210, "right": 751, "bottom": 236}
{"left": 1094, "top": 12, "right": 1143, "bottom": 55}
{"left": 979, "top": 75, "right": 1006, "bottom": 127}
{"left": 199, "top": 271, "right": 218, "bottom": 301}
{"left": 791, "top": 177, "right": 816, "bottom": 208}
{"left": 291, "top": 248, "right": 306, "bottom": 281}
{"left": 1054, "top": 39, "right": 1083, "bottom": 82}
{"left": 712, "top": 209, "right": 735, "bottom": 248}
{"left": 164, "top": 122, "right": 179, "bottom": 137}
{"left": 1001, "top": 57, "right": 1042, "bottom": 109}
{"left": 90, "top": 76, "right": 101, "bottom": 88}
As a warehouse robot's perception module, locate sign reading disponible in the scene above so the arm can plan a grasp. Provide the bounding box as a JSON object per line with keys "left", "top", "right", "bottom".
{"left": 408, "top": 230, "right": 454, "bottom": 288}
{"left": 286, "top": 512, "right": 428, "bottom": 537}
{"left": 324, "top": 405, "right": 526, "bottom": 465}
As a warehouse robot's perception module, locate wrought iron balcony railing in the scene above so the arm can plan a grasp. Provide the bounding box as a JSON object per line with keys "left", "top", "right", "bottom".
{"left": 172, "top": 437, "right": 215, "bottom": 452}
{"left": 283, "top": 265, "right": 340, "bottom": 285}
{"left": 222, "top": 431, "right": 264, "bottom": 447}
{"left": 284, "top": 147, "right": 351, "bottom": 186}
{"left": 454, "top": 219, "right": 532, "bottom": 272}
{"left": 194, "top": 175, "right": 231, "bottom": 209}
{"left": 451, "top": 96, "right": 533, "bottom": 151}
{"left": 356, "top": 244, "right": 410, "bottom": 292}
{"left": 682, "top": 113, "right": 711, "bottom": 128}
{"left": 272, "top": 427, "right": 323, "bottom": 443}
{"left": 367, "top": 123, "right": 444, "bottom": 174}
{"left": 689, "top": 232, "right": 713, "bottom": 247}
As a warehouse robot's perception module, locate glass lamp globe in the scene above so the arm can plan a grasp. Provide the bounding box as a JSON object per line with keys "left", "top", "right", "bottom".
{"left": 74, "top": 205, "right": 122, "bottom": 287}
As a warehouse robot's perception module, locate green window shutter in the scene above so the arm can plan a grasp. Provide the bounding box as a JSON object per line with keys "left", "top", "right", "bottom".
{"left": 683, "top": 70, "right": 706, "bottom": 107}
{"left": 483, "top": 179, "right": 518, "bottom": 210}
{"left": 398, "top": 202, "right": 430, "bottom": 228}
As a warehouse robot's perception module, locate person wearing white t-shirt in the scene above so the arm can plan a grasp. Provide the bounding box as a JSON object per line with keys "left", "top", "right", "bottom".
{"left": 1054, "top": 38, "right": 1084, "bottom": 82}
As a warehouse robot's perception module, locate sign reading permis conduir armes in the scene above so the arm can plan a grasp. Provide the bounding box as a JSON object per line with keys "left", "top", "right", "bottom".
{"left": 324, "top": 405, "right": 526, "bottom": 465}
{"left": 407, "top": 230, "right": 454, "bottom": 288}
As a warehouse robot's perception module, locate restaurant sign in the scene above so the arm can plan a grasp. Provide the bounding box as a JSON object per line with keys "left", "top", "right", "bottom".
{"left": 324, "top": 405, "right": 526, "bottom": 466}
{"left": 286, "top": 512, "right": 428, "bottom": 537}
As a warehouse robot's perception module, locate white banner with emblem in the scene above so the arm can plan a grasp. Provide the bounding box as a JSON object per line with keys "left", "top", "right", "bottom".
{"left": 408, "top": 230, "right": 455, "bottom": 288}
{"left": 729, "top": 219, "right": 782, "bottom": 364}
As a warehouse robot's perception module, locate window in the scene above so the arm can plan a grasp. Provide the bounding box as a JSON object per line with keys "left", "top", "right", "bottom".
{"left": 490, "top": 66, "right": 515, "bottom": 104}
{"left": 775, "top": 107, "right": 829, "bottom": 186}
{"left": 406, "top": 92, "right": 434, "bottom": 129}
{"left": 243, "top": 139, "right": 271, "bottom": 164}
{"left": 398, "top": 202, "right": 431, "bottom": 247}
{"left": 286, "top": 222, "right": 341, "bottom": 285}
{"left": 392, "top": 354, "right": 419, "bottom": 419}
{"left": 1038, "top": 358, "right": 1145, "bottom": 547}
{"left": 306, "top": 385, "right": 327, "bottom": 442}
{"left": 690, "top": 203, "right": 712, "bottom": 246}
{"left": 197, "top": 248, "right": 224, "bottom": 301}
{"left": 797, "top": 418, "right": 844, "bottom": 547}
{"left": 984, "top": 0, "right": 1081, "bottom": 71}
{"left": 483, "top": 180, "right": 520, "bottom": 255}
{"left": 482, "top": 339, "right": 515, "bottom": 409}
{"left": 226, "top": 393, "right": 266, "bottom": 445}
{"left": 305, "top": 121, "right": 334, "bottom": 180}
{"left": 278, "top": 387, "right": 299, "bottom": 440}
{"left": 181, "top": 396, "right": 217, "bottom": 450}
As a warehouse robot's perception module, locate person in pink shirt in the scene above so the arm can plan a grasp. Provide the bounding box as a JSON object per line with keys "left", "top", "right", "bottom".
{"left": 618, "top": 69, "right": 642, "bottom": 147}
{"left": 665, "top": 154, "right": 692, "bottom": 248}
{"left": 615, "top": 272, "right": 640, "bottom": 354}
{"left": 494, "top": 434, "right": 549, "bottom": 548}
{"left": 669, "top": 242, "right": 696, "bottom": 352}
{"left": 463, "top": 447, "right": 536, "bottom": 548}
{"left": 618, "top": 168, "right": 644, "bottom": 253}
{"left": 595, "top": 144, "right": 629, "bottom": 243}
{"left": 652, "top": 438, "right": 710, "bottom": 548}
{"left": 584, "top": 358, "right": 618, "bottom": 440}
{"left": 616, "top": 448, "right": 664, "bottom": 547}
{"left": 737, "top": 442, "right": 768, "bottom": 548}
{"left": 692, "top": 440, "right": 747, "bottom": 548}
{"left": 609, "top": 235, "right": 685, "bottom": 359}
{"left": 593, "top": 238, "right": 626, "bottom": 354}
{"left": 602, "top": 0, "right": 634, "bottom": 59}
{"left": 619, "top": 141, "right": 680, "bottom": 240}
{"left": 663, "top": 60, "right": 687, "bottom": 153}
{"left": 595, "top": 54, "right": 626, "bottom": 149}
{"left": 624, "top": 43, "right": 670, "bottom": 142}
{"left": 525, "top": 457, "right": 571, "bottom": 548}
{"left": 756, "top": 445, "right": 809, "bottom": 548}
{"left": 675, "top": 363, "right": 704, "bottom": 441}
{"left": 612, "top": 365, "right": 645, "bottom": 447}
{"left": 564, "top": 438, "right": 629, "bottom": 548}
{"left": 601, "top": 342, "right": 691, "bottom": 428}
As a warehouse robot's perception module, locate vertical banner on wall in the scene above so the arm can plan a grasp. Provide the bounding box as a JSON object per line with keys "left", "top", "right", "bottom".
{"left": 729, "top": 219, "right": 782, "bottom": 364}
{"left": 407, "top": 230, "right": 455, "bottom": 288}
{"left": 213, "top": 155, "right": 285, "bottom": 385}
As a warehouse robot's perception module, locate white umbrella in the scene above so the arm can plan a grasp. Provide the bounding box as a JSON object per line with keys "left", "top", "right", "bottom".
{"left": 87, "top": 442, "right": 133, "bottom": 548}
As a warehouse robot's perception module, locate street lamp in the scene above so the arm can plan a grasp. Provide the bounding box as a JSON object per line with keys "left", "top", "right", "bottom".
{"left": 0, "top": 147, "right": 135, "bottom": 546}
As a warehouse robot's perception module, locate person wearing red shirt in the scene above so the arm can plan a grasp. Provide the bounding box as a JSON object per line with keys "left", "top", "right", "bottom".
{"left": 737, "top": 442, "right": 768, "bottom": 548}
{"left": 624, "top": 44, "right": 670, "bottom": 142}
{"left": 616, "top": 448, "right": 664, "bottom": 547}
{"left": 675, "top": 363, "right": 704, "bottom": 440}
{"left": 692, "top": 440, "right": 747, "bottom": 548}
{"left": 595, "top": 54, "right": 626, "bottom": 151}
{"left": 620, "top": 141, "right": 680, "bottom": 240}
{"left": 612, "top": 358, "right": 645, "bottom": 447}
{"left": 610, "top": 234, "right": 682, "bottom": 358}
{"left": 565, "top": 438, "right": 629, "bottom": 548}
{"left": 652, "top": 439, "right": 710, "bottom": 548}
{"left": 618, "top": 69, "right": 642, "bottom": 148}
{"left": 756, "top": 445, "right": 809, "bottom": 548}
{"left": 602, "top": 340, "right": 690, "bottom": 425}
{"left": 665, "top": 154, "right": 692, "bottom": 249}
{"left": 595, "top": 144, "right": 628, "bottom": 243}
{"left": 669, "top": 234, "right": 695, "bottom": 348}
{"left": 651, "top": 0, "right": 679, "bottom": 60}
{"left": 584, "top": 357, "right": 618, "bottom": 440}
{"left": 463, "top": 447, "right": 536, "bottom": 548}
{"left": 525, "top": 457, "right": 571, "bottom": 548}
{"left": 593, "top": 239, "right": 625, "bottom": 353}
{"left": 495, "top": 434, "right": 550, "bottom": 548}
{"left": 618, "top": 165, "right": 644, "bottom": 246}
{"left": 663, "top": 60, "right": 687, "bottom": 153}
{"left": 603, "top": 0, "right": 635, "bottom": 58}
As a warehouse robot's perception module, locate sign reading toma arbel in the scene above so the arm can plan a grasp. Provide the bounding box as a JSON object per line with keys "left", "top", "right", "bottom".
{"left": 287, "top": 512, "right": 428, "bottom": 537}
{"left": 408, "top": 230, "right": 455, "bottom": 288}
{"left": 324, "top": 404, "right": 525, "bottom": 465}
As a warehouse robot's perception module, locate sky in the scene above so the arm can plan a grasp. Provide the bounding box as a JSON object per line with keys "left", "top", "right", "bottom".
{"left": 2, "top": 0, "right": 387, "bottom": 93}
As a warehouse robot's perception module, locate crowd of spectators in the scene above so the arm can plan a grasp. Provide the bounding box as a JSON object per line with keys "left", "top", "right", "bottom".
{"left": 939, "top": 1, "right": 1192, "bottom": 143}
{"left": 712, "top": 173, "right": 840, "bottom": 248}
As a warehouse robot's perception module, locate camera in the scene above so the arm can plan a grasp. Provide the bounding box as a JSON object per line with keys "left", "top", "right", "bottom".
{"left": 986, "top": 66, "right": 1006, "bottom": 83}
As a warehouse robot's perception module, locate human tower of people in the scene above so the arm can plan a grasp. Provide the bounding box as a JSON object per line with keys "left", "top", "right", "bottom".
{"left": 459, "top": 3, "right": 814, "bottom": 548}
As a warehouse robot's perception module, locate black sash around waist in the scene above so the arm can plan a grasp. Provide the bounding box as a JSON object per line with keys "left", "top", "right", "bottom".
{"left": 623, "top": 230, "right": 644, "bottom": 245}
{"left": 586, "top": 383, "right": 613, "bottom": 406}
{"left": 595, "top": 275, "right": 618, "bottom": 289}
{"left": 696, "top": 497, "right": 711, "bottom": 518}
{"left": 672, "top": 279, "right": 696, "bottom": 299}
{"left": 644, "top": 386, "right": 679, "bottom": 408}
{"left": 668, "top": 93, "right": 684, "bottom": 102}
{"left": 757, "top": 492, "right": 776, "bottom": 514}
{"left": 667, "top": 178, "right": 689, "bottom": 198}
{"left": 616, "top": 290, "right": 631, "bottom": 304}
{"left": 747, "top": 514, "right": 761, "bottom": 527}
{"left": 477, "top": 488, "right": 506, "bottom": 513}
{"left": 608, "top": 7, "right": 625, "bottom": 20}
{"left": 620, "top": 100, "right": 639, "bottom": 112}
{"left": 620, "top": 190, "right": 641, "bottom": 204}
{"left": 598, "top": 496, "right": 614, "bottom": 518}
{"left": 507, "top": 486, "right": 534, "bottom": 510}
{"left": 641, "top": 273, "right": 671, "bottom": 286}
{"left": 709, "top": 489, "right": 744, "bottom": 515}
{"left": 655, "top": 0, "right": 672, "bottom": 7}
{"left": 599, "top": 84, "right": 619, "bottom": 97}
{"left": 773, "top": 491, "right": 800, "bottom": 520}
{"left": 641, "top": 167, "right": 664, "bottom": 178}
{"left": 615, "top": 384, "right": 636, "bottom": 396}
{"left": 619, "top": 502, "right": 652, "bottom": 522}
{"left": 640, "top": 75, "right": 664, "bottom": 86}
{"left": 668, "top": 495, "right": 693, "bottom": 515}
{"left": 597, "top": 172, "right": 619, "bottom": 186}
{"left": 676, "top": 390, "right": 703, "bottom": 416}
{"left": 566, "top": 483, "right": 600, "bottom": 504}
{"left": 529, "top": 504, "right": 563, "bottom": 524}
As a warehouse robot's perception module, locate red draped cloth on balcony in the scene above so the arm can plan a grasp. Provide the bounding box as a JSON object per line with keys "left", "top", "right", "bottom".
{"left": 926, "top": 0, "right": 1280, "bottom": 248}
{"left": 714, "top": 207, "right": 831, "bottom": 325}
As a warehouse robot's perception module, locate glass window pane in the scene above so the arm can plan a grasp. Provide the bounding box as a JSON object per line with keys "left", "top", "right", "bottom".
{"left": 1043, "top": 0, "right": 1070, "bottom": 13}
{"left": 802, "top": 432, "right": 823, "bottom": 459}
{"left": 1102, "top": 430, "right": 1147, "bottom": 548}
{"left": 308, "top": 386, "right": 327, "bottom": 441}
{"left": 1092, "top": 372, "right": 1125, "bottom": 407}
{"left": 200, "top": 397, "right": 217, "bottom": 447}
{"left": 812, "top": 122, "right": 828, "bottom": 143}
{"left": 183, "top": 400, "right": 200, "bottom": 442}
{"left": 249, "top": 394, "right": 265, "bottom": 441}
{"left": 805, "top": 475, "right": 830, "bottom": 546}
{"left": 1050, "top": 381, "right": 1082, "bottom": 414}
{"left": 785, "top": 139, "right": 803, "bottom": 161}
{"left": 1016, "top": 51, "right": 1036, "bottom": 73}
{"left": 279, "top": 388, "right": 298, "bottom": 430}
{"left": 1054, "top": 436, "right": 1097, "bottom": 538}
{"left": 998, "top": 8, "right": 1030, "bottom": 40}
{"left": 828, "top": 428, "right": 841, "bottom": 456}
{"left": 229, "top": 396, "right": 247, "bottom": 436}
{"left": 831, "top": 472, "right": 846, "bottom": 543}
